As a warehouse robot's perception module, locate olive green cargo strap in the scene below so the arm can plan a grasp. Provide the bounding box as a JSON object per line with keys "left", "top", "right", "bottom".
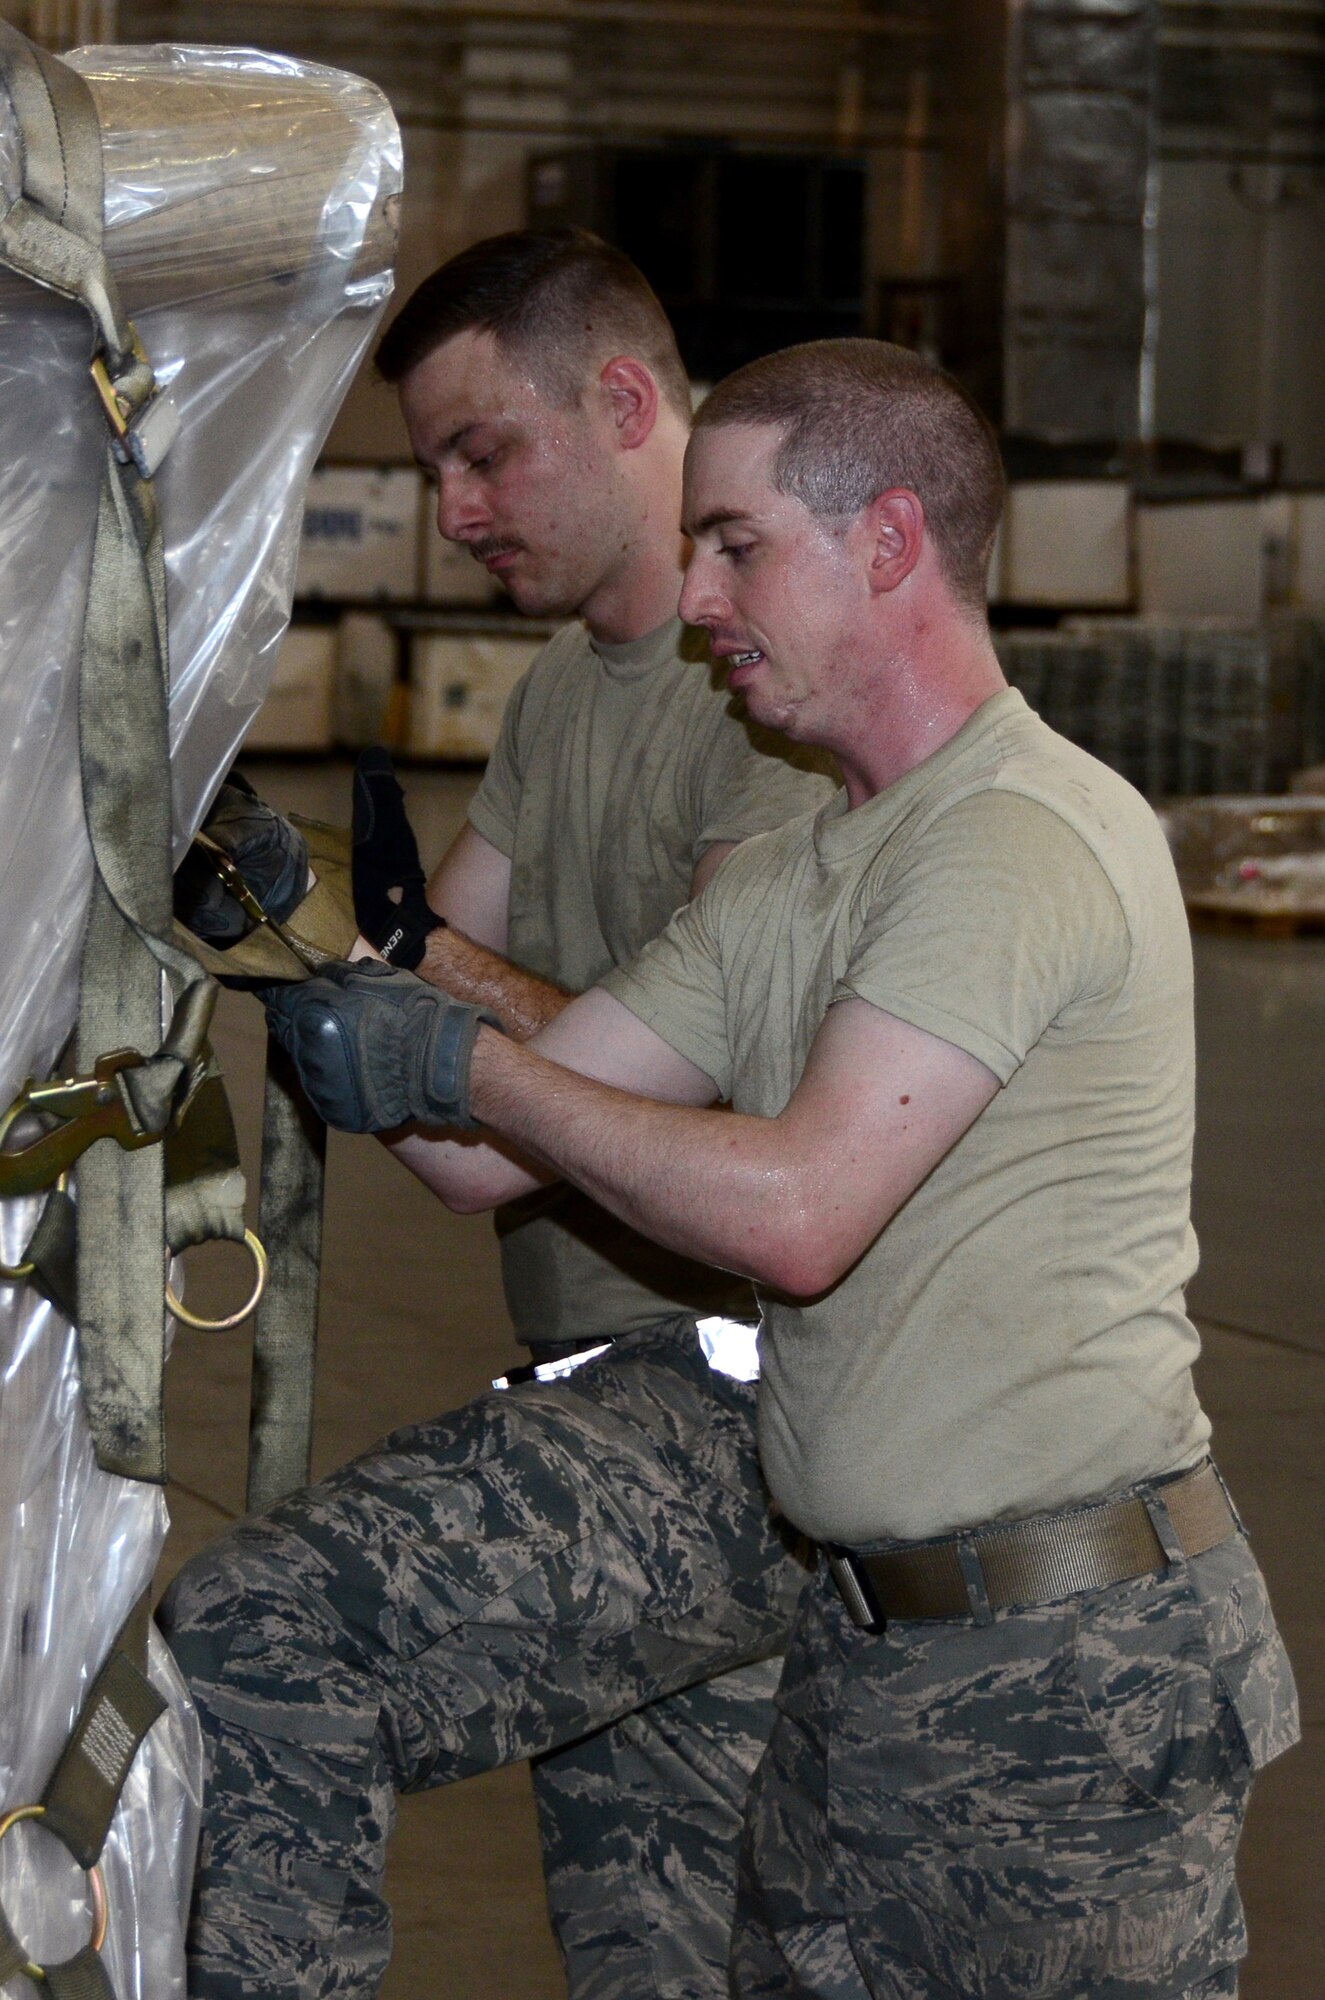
{"left": 0, "top": 32, "right": 329, "bottom": 1986}
{"left": 1, "top": 21, "right": 329, "bottom": 1513}
{"left": 0, "top": 20, "right": 133, "bottom": 368}
{"left": 73, "top": 434, "right": 214, "bottom": 1484}
{"left": 0, "top": 1597, "right": 164, "bottom": 1997}
{"left": 172, "top": 818, "right": 349, "bottom": 1508}
{"left": 247, "top": 1042, "right": 327, "bottom": 1512}
{"left": 41, "top": 1598, "right": 166, "bottom": 1867}
{"left": 0, "top": 20, "right": 234, "bottom": 1483}
{"left": 173, "top": 820, "right": 354, "bottom": 1509}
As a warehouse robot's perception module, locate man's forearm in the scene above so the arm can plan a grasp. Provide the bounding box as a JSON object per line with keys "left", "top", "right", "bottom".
{"left": 417, "top": 925, "right": 573, "bottom": 1040}
{"left": 467, "top": 1028, "right": 814, "bottom": 1290}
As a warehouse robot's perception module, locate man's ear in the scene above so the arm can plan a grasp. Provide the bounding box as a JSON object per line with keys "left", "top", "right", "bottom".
{"left": 599, "top": 356, "right": 659, "bottom": 449}
{"left": 863, "top": 488, "right": 924, "bottom": 594}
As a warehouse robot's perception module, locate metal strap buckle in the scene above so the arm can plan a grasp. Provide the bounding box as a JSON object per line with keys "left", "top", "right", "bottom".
{"left": 191, "top": 830, "right": 276, "bottom": 932}
{"left": 0, "top": 1051, "right": 157, "bottom": 1199}
{"left": 89, "top": 325, "right": 179, "bottom": 478}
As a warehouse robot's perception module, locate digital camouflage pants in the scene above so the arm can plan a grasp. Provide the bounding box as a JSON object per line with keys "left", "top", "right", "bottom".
{"left": 158, "top": 1318, "right": 811, "bottom": 1999}
{"left": 730, "top": 1482, "right": 1300, "bottom": 2000}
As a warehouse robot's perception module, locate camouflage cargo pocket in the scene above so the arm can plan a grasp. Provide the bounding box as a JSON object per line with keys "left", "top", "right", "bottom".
{"left": 1182, "top": 1529, "right": 1301, "bottom": 1776}
{"left": 1215, "top": 1630, "right": 1300, "bottom": 1773}
{"left": 1071, "top": 1562, "right": 1223, "bottom": 1818}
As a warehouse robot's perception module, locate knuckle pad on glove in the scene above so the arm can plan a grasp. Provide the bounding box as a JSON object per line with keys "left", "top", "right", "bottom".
{"left": 300, "top": 1006, "right": 373, "bottom": 1131}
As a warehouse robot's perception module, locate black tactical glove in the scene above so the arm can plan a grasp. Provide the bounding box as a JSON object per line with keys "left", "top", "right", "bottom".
{"left": 351, "top": 747, "right": 445, "bottom": 970}
{"left": 262, "top": 959, "right": 500, "bottom": 1133}
{"left": 175, "top": 770, "right": 309, "bottom": 947}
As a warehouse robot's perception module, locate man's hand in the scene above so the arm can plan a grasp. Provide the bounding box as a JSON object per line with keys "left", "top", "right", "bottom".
{"left": 262, "top": 959, "right": 501, "bottom": 1133}
{"left": 174, "top": 772, "right": 309, "bottom": 946}
{"left": 352, "top": 748, "right": 446, "bottom": 970}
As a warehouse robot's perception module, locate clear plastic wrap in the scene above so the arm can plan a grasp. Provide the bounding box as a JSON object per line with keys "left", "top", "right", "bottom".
{"left": 0, "top": 43, "right": 400, "bottom": 1997}
{"left": 997, "top": 616, "right": 1316, "bottom": 800}
{"left": 1160, "top": 796, "right": 1325, "bottom": 923}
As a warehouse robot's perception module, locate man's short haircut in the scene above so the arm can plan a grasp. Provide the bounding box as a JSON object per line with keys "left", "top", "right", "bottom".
{"left": 693, "top": 339, "right": 1005, "bottom": 614}
{"left": 375, "top": 226, "right": 692, "bottom": 418}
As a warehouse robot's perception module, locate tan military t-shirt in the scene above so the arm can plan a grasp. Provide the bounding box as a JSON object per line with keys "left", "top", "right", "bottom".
{"left": 602, "top": 688, "right": 1211, "bottom": 1543}
{"left": 467, "top": 615, "right": 835, "bottom": 1346}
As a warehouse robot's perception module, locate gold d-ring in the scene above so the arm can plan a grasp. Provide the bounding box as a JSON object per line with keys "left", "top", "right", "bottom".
{"left": 166, "top": 1227, "right": 268, "bottom": 1331}
{"left": 0, "top": 1802, "right": 109, "bottom": 1974}
{"left": 0, "top": 1172, "right": 69, "bottom": 1283}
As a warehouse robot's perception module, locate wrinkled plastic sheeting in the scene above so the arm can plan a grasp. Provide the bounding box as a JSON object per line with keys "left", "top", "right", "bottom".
{"left": 996, "top": 614, "right": 1322, "bottom": 798}
{"left": 1003, "top": 1, "right": 1158, "bottom": 437}
{"left": 0, "top": 44, "right": 400, "bottom": 1998}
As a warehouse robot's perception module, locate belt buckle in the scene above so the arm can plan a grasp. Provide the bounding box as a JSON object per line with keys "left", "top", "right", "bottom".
{"left": 826, "top": 1548, "right": 887, "bottom": 1634}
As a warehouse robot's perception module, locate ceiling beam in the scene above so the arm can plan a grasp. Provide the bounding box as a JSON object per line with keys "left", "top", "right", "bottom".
{"left": 159, "top": 0, "right": 934, "bottom": 40}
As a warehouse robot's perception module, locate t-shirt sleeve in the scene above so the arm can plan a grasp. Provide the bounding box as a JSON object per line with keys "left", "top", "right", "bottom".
{"left": 598, "top": 883, "right": 733, "bottom": 1098}
{"left": 838, "top": 791, "right": 1131, "bottom": 1084}
{"left": 691, "top": 706, "right": 837, "bottom": 858}
{"left": 465, "top": 654, "right": 539, "bottom": 859}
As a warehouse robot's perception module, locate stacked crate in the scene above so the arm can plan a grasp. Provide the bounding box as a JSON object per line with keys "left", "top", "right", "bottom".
{"left": 997, "top": 617, "right": 1323, "bottom": 799}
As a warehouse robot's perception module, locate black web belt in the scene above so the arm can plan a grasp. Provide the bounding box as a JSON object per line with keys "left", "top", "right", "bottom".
{"left": 826, "top": 1459, "right": 1236, "bottom": 1632}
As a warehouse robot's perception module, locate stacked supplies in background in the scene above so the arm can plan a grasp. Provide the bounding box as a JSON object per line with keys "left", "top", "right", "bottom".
{"left": 997, "top": 615, "right": 1325, "bottom": 800}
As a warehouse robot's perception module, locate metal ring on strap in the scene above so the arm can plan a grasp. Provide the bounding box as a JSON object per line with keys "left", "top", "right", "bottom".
{"left": 0, "top": 1803, "right": 108, "bottom": 1978}
{"left": 166, "top": 1227, "right": 268, "bottom": 1331}
{"left": 0, "top": 1172, "right": 70, "bottom": 1282}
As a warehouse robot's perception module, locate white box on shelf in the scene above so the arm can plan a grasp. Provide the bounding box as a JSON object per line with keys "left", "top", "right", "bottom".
{"left": 295, "top": 466, "right": 421, "bottom": 601}
{"left": 407, "top": 632, "right": 543, "bottom": 760}
{"left": 336, "top": 613, "right": 398, "bottom": 748}
{"left": 245, "top": 626, "right": 336, "bottom": 751}
{"left": 1135, "top": 499, "right": 1264, "bottom": 621}
{"left": 1259, "top": 491, "right": 1295, "bottom": 608}
{"left": 1292, "top": 492, "right": 1325, "bottom": 611}
{"left": 1001, "top": 482, "right": 1131, "bottom": 607}
{"left": 424, "top": 524, "right": 502, "bottom": 606}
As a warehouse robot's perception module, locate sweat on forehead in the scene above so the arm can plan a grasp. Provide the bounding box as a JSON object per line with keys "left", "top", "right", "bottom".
{"left": 681, "top": 421, "right": 783, "bottom": 526}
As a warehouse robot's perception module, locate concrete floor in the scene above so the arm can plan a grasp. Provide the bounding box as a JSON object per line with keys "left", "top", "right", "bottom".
{"left": 156, "top": 759, "right": 1323, "bottom": 1999}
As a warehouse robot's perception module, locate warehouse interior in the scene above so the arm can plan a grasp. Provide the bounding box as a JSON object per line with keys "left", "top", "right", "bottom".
{"left": 160, "top": 766, "right": 1324, "bottom": 1999}
{"left": 1, "top": 1, "right": 1323, "bottom": 1996}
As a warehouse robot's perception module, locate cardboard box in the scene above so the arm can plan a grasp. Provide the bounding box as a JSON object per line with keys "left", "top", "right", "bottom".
{"left": 245, "top": 625, "right": 336, "bottom": 751}
{"left": 1292, "top": 493, "right": 1325, "bottom": 611}
{"left": 295, "top": 466, "right": 421, "bottom": 601}
{"left": 1260, "top": 491, "right": 1295, "bottom": 609}
{"left": 1001, "top": 482, "right": 1131, "bottom": 607}
{"left": 336, "top": 613, "right": 399, "bottom": 748}
{"left": 406, "top": 632, "right": 543, "bottom": 759}
{"left": 1135, "top": 499, "right": 1265, "bottom": 621}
